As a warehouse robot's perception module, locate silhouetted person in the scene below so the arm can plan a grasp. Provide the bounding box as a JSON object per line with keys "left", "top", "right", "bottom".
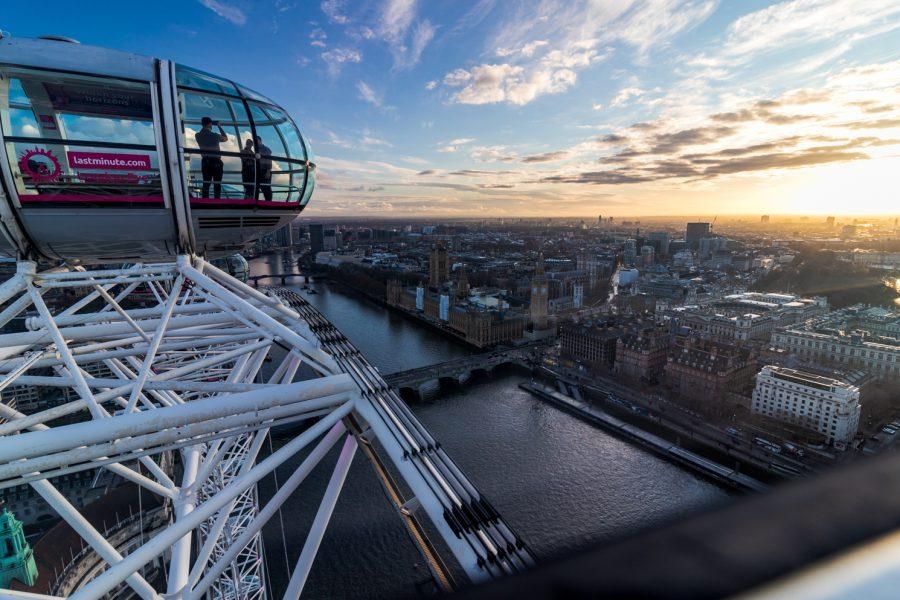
{"left": 240, "top": 138, "right": 255, "bottom": 198}
{"left": 256, "top": 136, "right": 273, "bottom": 201}
{"left": 195, "top": 116, "right": 227, "bottom": 198}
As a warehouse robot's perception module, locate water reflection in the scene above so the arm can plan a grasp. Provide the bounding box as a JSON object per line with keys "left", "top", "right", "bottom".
{"left": 250, "top": 251, "right": 731, "bottom": 599}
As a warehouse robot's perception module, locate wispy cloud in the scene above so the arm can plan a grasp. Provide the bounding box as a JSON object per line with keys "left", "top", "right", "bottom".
{"left": 610, "top": 86, "right": 645, "bottom": 108}
{"left": 321, "top": 47, "right": 362, "bottom": 75}
{"left": 378, "top": 0, "right": 434, "bottom": 69}
{"left": 310, "top": 28, "right": 327, "bottom": 48}
{"left": 321, "top": 0, "right": 350, "bottom": 25}
{"left": 197, "top": 0, "right": 246, "bottom": 25}
{"left": 439, "top": 0, "right": 715, "bottom": 106}
{"left": 357, "top": 81, "right": 383, "bottom": 107}
{"left": 721, "top": 0, "right": 900, "bottom": 60}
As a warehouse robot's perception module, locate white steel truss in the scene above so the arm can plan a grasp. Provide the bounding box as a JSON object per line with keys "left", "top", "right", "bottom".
{"left": 0, "top": 255, "right": 534, "bottom": 599}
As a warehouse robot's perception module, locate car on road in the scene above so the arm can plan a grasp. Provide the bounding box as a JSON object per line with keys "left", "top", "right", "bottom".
{"left": 754, "top": 437, "right": 782, "bottom": 453}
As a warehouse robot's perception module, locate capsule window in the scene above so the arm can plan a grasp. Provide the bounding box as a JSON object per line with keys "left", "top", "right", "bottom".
{"left": 0, "top": 67, "right": 162, "bottom": 205}
{"left": 179, "top": 90, "right": 253, "bottom": 201}
{"left": 175, "top": 65, "right": 238, "bottom": 96}
{"left": 172, "top": 66, "right": 313, "bottom": 206}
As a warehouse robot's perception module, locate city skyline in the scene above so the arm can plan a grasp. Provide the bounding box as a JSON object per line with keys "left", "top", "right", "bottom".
{"left": 3, "top": 0, "right": 900, "bottom": 217}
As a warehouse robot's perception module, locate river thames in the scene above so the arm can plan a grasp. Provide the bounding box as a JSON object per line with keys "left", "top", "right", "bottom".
{"left": 251, "top": 252, "right": 730, "bottom": 598}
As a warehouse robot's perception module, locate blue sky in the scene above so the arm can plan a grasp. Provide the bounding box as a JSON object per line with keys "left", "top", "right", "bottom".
{"left": 3, "top": 0, "right": 900, "bottom": 217}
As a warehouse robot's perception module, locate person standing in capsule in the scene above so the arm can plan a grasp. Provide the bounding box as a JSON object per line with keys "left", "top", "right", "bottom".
{"left": 240, "top": 138, "right": 256, "bottom": 199}
{"left": 256, "top": 136, "right": 273, "bottom": 201}
{"left": 196, "top": 116, "right": 228, "bottom": 198}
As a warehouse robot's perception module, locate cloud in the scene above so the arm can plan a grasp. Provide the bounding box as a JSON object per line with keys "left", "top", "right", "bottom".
{"left": 378, "top": 0, "right": 434, "bottom": 69}
{"left": 497, "top": 40, "right": 549, "bottom": 58}
{"left": 438, "top": 0, "right": 714, "bottom": 106}
{"left": 310, "top": 28, "right": 327, "bottom": 47}
{"left": 643, "top": 125, "right": 736, "bottom": 154}
{"left": 592, "top": 102, "right": 603, "bottom": 110}
{"left": 471, "top": 145, "right": 518, "bottom": 162}
{"left": 721, "top": 0, "right": 900, "bottom": 60}
{"left": 400, "top": 155, "right": 430, "bottom": 165}
{"left": 449, "top": 0, "right": 499, "bottom": 36}
{"left": 357, "top": 81, "right": 382, "bottom": 107}
{"left": 321, "top": 47, "right": 362, "bottom": 75}
{"left": 197, "top": 0, "right": 246, "bottom": 25}
{"left": 598, "top": 133, "right": 628, "bottom": 143}
{"left": 521, "top": 150, "right": 569, "bottom": 163}
{"left": 425, "top": 80, "right": 438, "bottom": 90}
{"left": 849, "top": 101, "right": 895, "bottom": 114}
{"left": 436, "top": 139, "right": 479, "bottom": 153}
{"left": 710, "top": 96, "right": 829, "bottom": 125}
{"left": 380, "top": 0, "right": 416, "bottom": 41}
{"left": 321, "top": 0, "right": 349, "bottom": 24}
{"left": 610, "top": 86, "right": 645, "bottom": 108}
{"left": 443, "top": 62, "right": 582, "bottom": 105}
{"left": 360, "top": 133, "right": 392, "bottom": 147}
{"left": 615, "top": 0, "right": 718, "bottom": 57}
{"left": 840, "top": 118, "right": 900, "bottom": 130}
{"left": 324, "top": 131, "right": 353, "bottom": 148}
{"left": 406, "top": 20, "right": 436, "bottom": 67}
{"left": 543, "top": 135, "right": 897, "bottom": 186}
{"left": 449, "top": 169, "right": 518, "bottom": 176}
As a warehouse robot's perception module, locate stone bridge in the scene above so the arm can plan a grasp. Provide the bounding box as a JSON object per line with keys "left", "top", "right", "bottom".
{"left": 384, "top": 344, "right": 545, "bottom": 394}
{"left": 248, "top": 273, "right": 307, "bottom": 287}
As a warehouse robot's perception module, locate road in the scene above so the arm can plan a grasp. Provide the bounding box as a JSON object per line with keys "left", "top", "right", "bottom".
{"left": 541, "top": 364, "right": 821, "bottom": 478}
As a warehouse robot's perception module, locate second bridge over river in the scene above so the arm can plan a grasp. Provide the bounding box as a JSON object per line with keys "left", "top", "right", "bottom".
{"left": 383, "top": 344, "right": 545, "bottom": 394}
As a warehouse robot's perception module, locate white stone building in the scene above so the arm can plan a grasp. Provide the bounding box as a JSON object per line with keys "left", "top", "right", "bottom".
{"left": 751, "top": 365, "right": 861, "bottom": 449}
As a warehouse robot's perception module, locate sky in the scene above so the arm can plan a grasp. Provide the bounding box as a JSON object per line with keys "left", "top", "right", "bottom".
{"left": 3, "top": 0, "right": 900, "bottom": 218}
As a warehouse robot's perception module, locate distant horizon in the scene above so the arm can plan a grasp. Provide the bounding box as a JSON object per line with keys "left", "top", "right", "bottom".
{"left": 296, "top": 212, "right": 899, "bottom": 222}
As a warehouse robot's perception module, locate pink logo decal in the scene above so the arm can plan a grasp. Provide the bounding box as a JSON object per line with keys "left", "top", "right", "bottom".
{"left": 67, "top": 151, "right": 152, "bottom": 171}
{"left": 18, "top": 148, "right": 61, "bottom": 183}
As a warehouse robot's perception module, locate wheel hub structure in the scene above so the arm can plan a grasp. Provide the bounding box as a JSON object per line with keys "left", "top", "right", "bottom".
{"left": 0, "top": 256, "right": 534, "bottom": 599}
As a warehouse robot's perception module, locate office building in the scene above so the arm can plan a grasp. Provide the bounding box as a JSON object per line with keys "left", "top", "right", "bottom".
{"left": 665, "top": 338, "right": 756, "bottom": 401}
{"left": 559, "top": 320, "right": 621, "bottom": 371}
{"left": 623, "top": 239, "right": 637, "bottom": 266}
{"left": 641, "top": 245, "right": 655, "bottom": 267}
{"left": 686, "top": 222, "right": 711, "bottom": 248}
{"left": 309, "top": 223, "right": 324, "bottom": 254}
{"left": 751, "top": 365, "right": 860, "bottom": 448}
{"left": 274, "top": 223, "right": 293, "bottom": 247}
{"left": 615, "top": 326, "right": 669, "bottom": 383}
{"left": 664, "top": 292, "right": 827, "bottom": 342}
{"left": 699, "top": 236, "right": 727, "bottom": 258}
{"left": 646, "top": 231, "right": 670, "bottom": 258}
{"left": 771, "top": 307, "right": 900, "bottom": 380}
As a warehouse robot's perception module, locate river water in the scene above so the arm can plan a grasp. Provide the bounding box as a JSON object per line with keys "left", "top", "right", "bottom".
{"left": 250, "top": 252, "right": 730, "bottom": 598}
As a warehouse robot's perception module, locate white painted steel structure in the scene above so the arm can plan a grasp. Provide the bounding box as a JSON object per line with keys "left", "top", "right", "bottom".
{"left": 0, "top": 255, "right": 534, "bottom": 598}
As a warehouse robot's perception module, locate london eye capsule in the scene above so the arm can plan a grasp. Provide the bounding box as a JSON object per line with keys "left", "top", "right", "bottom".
{"left": 0, "top": 36, "right": 315, "bottom": 263}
